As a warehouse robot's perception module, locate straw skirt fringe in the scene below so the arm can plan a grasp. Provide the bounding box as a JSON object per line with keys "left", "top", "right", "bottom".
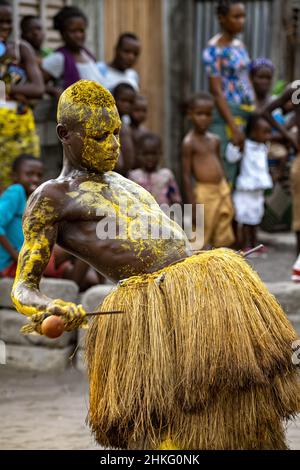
{"left": 85, "top": 248, "right": 300, "bottom": 449}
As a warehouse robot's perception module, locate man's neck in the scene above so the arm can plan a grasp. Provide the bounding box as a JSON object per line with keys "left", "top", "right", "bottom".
{"left": 219, "top": 31, "right": 236, "bottom": 46}
{"left": 60, "top": 154, "right": 84, "bottom": 177}
{"left": 110, "top": 59, "right": 126, "bottom": 72}
{"left": 65, "top": 44, "right": 82, "bottom": 55}
{"left": 130, "top": 121, "right": 140, "bottom": 129}
{"left": 193, "top": 128, "right": 207, "bottom": 137}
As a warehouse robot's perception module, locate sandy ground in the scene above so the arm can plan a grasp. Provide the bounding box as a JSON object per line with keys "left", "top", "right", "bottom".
{"left": 0, "top": 366, "right": 99, "bottom": 450}
{"left": 0, "top": 365, "right": 300, "bottom": 450}
{"left": 0, "top": 366, "right": 300, "bottom": 450}
{"left": 0, "top": 231, "right": 300, "bottom": 450}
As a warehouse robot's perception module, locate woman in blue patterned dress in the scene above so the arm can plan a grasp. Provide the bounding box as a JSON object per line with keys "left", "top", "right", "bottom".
{"left": 203, "top": 0, "right": 255, "bottom": 185}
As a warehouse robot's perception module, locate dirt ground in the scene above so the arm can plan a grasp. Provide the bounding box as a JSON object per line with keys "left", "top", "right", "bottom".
{"left": 0, "top": 365, "right": 300, "bottom": 450}
{"left": 0, "top": 366, "right": 99, "bottom": 450}
{"left": 1, "top": 232, "right": 300, "bottom": 450}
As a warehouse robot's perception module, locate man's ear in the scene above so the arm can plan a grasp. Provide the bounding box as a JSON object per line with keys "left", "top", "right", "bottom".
{"left": 56, "top": 124, "right": 69, "bottom": 143}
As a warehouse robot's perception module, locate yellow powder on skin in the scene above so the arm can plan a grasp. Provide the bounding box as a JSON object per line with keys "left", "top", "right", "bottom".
{"left": 12, "top": 80, "right": 189, "bottom": 318}
{"left": 57, "top": 80, "right": 115, "bottom": 120}
{"left": 12, "top": 197, "right": 63, "bottom": 317}
{"left": 65, "top": 176, "right": 187, "bottom": 264}
{"left": 58, "top": 80, "right": 122, "bottom": 174}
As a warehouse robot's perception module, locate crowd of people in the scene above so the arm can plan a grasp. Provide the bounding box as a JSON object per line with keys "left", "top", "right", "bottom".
{"left": 0, "top": 0, "right": 299, "bottom": 287}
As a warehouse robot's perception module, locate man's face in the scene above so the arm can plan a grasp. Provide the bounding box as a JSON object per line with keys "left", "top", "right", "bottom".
{"left": 62, "top": 16, "right": 86, "bottom": 50}
{"left": 115, "top": 88, "right": 136, "bottom": 116}
{"left": 0, "top": 6, "right": 12, "bottom": 42}
{"left": 251, "top": 67, "right": 273, "bottom": 97}
{"left": 253, "top": 119, "right": 272, "bottom": 144}
{"left": 140, "top": 139, "right": 161, "bottom": 172}
{"left": 116, "top": 37, "right": 141, "bottom": 70}
{"left": 189, "top": 100, "right": 214, "bottom": 133}
{"left": 22, "top": 19, "right": 45, "bottom": 50}
{"left": 15, "top": 160, "right": 44, "bottom": 196}
{"left": 219, "top": 3, "right": 246, "bottom": 35}
{"left": 131, "top": 97, "right": 147, "bottom": 125}
{"left": 62, "top": 104, "right": 122, "bottom": 173}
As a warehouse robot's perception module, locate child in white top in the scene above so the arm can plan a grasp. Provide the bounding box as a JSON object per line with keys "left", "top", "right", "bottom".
{"left": 226, "top": 114, "right": 273, "bottom": 251}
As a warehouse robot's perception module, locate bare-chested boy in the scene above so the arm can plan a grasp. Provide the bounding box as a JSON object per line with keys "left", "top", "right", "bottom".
{"left": 182, "top": 92, "right": 234, "bottom": 248}
{"left": 11, "top": 80, "right": 300, "bottom": 450}
{"left": 130, "top": 94, "right": 148, "bottom": 161}
{"left": 112, "top": 82, "right": 136, "bottom": 175}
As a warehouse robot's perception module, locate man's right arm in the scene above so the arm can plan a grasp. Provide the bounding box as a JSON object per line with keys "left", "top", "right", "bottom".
{"left": 12, "top": 186, "right": 61, "bottom": 316}
{"left": 11, "top": 185, "right": 86, "bottom": 332}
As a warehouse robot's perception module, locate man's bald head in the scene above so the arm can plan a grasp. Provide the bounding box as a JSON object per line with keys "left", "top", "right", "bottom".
{"left": 57, "top": 80, "right": 116, "bottom": 128}
{"left": 56, "top": 80, "right": 122, "bottom": 173}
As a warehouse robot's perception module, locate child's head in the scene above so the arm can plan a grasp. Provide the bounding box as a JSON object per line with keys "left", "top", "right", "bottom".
{"left": 216, "top": 1, "right": 246, "bottom": 35}
{"left": 246, "top": 114, "right": 272, "bottom": 144}
{"left": 130, "top": 95, "right": 148, "bottom": 126}
{"left": 186, "top": 92, "right": 214, "bottom": 133}
{"left": 0, "top": 0, "right": 12, "bottom": 43}
{"left": 250, "top": 58, "right": 275, "bottom": 98}
{"left": 12, "top": 154, "right": 43, "bottom": 196}
{"left": 114, "top": 32, "right": 141, "bottom": 71}
{"left": 21, "top": 16, "right": 45, "bottom": 50}
{"left": 57, "top": 80, "right": 121, "bottom": 173}
{"left": 282, "top": 99, "right": 294, "bottom": 115}
{"left": 113, "top": 83, "right": 136, "bottom": 117}
{"left": 138, "top": 132, "right": 162, "bottom": 172}
{"left": 54, "top": 6, "right": 87, "bottom": 50}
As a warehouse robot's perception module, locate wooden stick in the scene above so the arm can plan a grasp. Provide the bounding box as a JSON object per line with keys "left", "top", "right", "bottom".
{"left": 191, "top": 245, "right": 265, "bottom": 258}
{"left": 242, "top": 245, "right": 264, "bottom": 257}
{"left": 40, "top": 310, "right": 125, "bottom": 320}
{"left": 85, "top": 310, "right": 124, "bottom": 316}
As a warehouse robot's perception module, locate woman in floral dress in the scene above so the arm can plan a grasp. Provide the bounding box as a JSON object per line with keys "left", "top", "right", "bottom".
{"left": 203, "top": 0, "right": 255, "bottom": 186}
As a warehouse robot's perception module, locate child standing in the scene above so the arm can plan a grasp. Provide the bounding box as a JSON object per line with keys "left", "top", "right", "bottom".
{"left": 113, "top": 82, "right": 136, "bottom": 174}
{"left": 0, "top": 154, "right": 43, "bottom": 276}
{"left": 97, "top": 32, "right": 140, "bottom": 92}
{"left": 182, "top": 92, "right": 234, "bottom": 248}
{"left": 227, "top": 114, "right": 273, "bottom": 251}
{"left": 250, "top": 58, "right": 275, "bottom": 111}
{"left": 130, "top": 94, "right": 149, "bottom": 160}
{"left": 128, "top": 132, "right": 182, "bottom": 206}
{"left": 250, "top": 58, "right": 290, "bottom": 183}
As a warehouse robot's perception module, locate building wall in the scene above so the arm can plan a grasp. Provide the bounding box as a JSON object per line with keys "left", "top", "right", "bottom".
{"left": 193, "top": 0, "right": 275, "bottom": 91}
{"left": 13, "top": 0, "right": 70, "bottom": 49}
{"left": 102, "top": 0, "right": 165, "bottom": 140}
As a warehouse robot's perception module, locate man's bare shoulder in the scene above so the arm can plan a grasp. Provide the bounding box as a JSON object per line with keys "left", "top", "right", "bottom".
{"left": 182, "top": 130, "right": 198, "bottom": 148}
{"left": 25, "top": 178, "right": 71, "bottom": 222}
{"left": 184, "top": 130, "right": 218, "bottom": 145}
{"left": 206, "top": 131, "right": 221, "bottom": 146}
{"left": 29, "top": 178, "right": 71, "bottom": 203}
{"left": 107, "top": 171, "right": 159, "bottom": 205}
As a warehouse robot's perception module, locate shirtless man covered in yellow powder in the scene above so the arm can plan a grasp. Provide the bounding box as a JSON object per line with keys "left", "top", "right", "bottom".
{"left": 12, "top": 80, "right": 300, "bottom": 450}
{"left": 12, "top": 80, "right": 188, "bottom": 316}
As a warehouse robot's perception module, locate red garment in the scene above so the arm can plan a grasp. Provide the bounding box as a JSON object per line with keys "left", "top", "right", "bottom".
{"left": 0, "top": 261, "right": 17, "bottom": 278}
{"left": 0, "top": 254, "right": 71, "bottom": 279}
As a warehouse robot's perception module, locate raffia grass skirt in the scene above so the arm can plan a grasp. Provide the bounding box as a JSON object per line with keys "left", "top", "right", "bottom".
{"left": 85, "top": 248, "right": 300, "bottom": 450}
